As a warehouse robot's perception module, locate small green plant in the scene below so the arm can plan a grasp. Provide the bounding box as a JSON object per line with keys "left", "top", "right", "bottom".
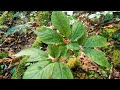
{"left": 0, "top": 52, "right": 8, "bottom": 59}
{"left": 13, "top": 11, "right": 111, "bottom": 79}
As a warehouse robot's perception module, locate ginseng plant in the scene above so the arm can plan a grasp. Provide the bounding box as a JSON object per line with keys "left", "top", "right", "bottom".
{"left": 13, "top": 11, "right": 111, "bottom": 79}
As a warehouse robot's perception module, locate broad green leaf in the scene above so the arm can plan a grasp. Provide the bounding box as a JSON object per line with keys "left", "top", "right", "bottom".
{"left": 23, "top": 60, "right": 52, "bottom": 79}
{"left": 6, "top": 23, "right": 30, "bottom": 36}
{"left": 51, "top": 11, "right": 71, "bottom": 37}
{"left": 83, "top": 48, "right": 111, "bottom": 68}
{"left": 84, "top": 35, "right": 107, "bottom": 48}
{"left": 47, "top": 45, "right": 60, "bottom": 58}
{"left": 58, "top": 45, "right": 68, "bottom": 57}
{"left": 52, "top": 62, "right": 73, "bottom": 79}
{"left": 77, "top": 30, "right": 87, "bottom": 45}
{"left": 69, "top": 21, "right": 86, "bottom": 41}
{"left": 67, "top": 43, "right": 80, "bottom": 50}
{"left": 23, "top": 61, "right": 73, "bottom": 79}
{"left": 35, "top": 27, "right": 64, "bottom": 45}
{"left": 47, "top": 45, "right": 68, "bottom": 58}
{"left": 14, "top": 48, "right": 49, "bottom": 62}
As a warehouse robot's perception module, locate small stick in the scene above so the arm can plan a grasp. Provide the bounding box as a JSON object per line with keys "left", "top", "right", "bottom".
{"left": 108, "top": 65, "right": 113, "bottom": 79}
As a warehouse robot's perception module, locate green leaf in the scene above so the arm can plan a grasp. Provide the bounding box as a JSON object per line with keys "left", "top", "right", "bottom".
{"left": 14, "top": 48, "right": 49, "bottom": 62}
{"left": 35, "top": 27, "right": 64, "bottom": 45}
{"left": 77, "top": 30, "right": 87, "bottom": 45}
{"left": 23, "top": 60, "right": 52, "bottom": 79}
{"left": 51, "top": 11, "right": 71, "bottom": 37}
{"left": 67, "top": 43, "right": 80, "bottom": 50}
{"left": 6, "top": 23, "right": 29, "bottom": 36}
{"left": 58, "top": 45, "right": 68, "bottom": 57}
{"left": 69, "top": 21, "right": 86, "bottom": 41}
{"left": 47, "top": 45, "right": 68, "bottom": 58}
{"left": 23, "top": 61, "right": 73, "bottom": 79}
{"left": 52, "top": 62, "right": 73, "bottom": 79}
{"left": 83, "top": 48, "right": 111, "bottom": 68}
{"left": 84, "top": 35, "right": 107, "bottom": 48}
{"left": 47, "top": 45, "right": 60, "bottom": 58}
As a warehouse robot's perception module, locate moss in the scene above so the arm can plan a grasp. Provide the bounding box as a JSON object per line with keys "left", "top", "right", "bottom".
{"left": 36, "top": 26, "right": 42, "bottom": 31}
{"left": 112, "top": 49, "right": 120, "bottom": 66}
{"left": 32, "top": 37, "right": 41, "bottom": 48}
{"left": 101, "top": 27, "right": 118, "bottom": 38}
{"left": 0, "top": 52, "right": 8, "bottom": 59}
{"left": 66, "top": 57, "right": 79, "bottom": 69}
{"left": 36, "top": 11, "right": 51, "bottom": 26}
{"left": 30, "top": 11, "right": 51, "bottom": 26}
{"left": 12, "top": 56, "right": 29, "bottom": 79}
{"left": 0, "top": 35, "right": 6, "bottom": 43}
{"left": 0, "top": 11, "right": 8, "bottom": 24}
{"left": 105, "top": 28, "right": 118, "bottom": 36}
{"left": 73, "top": 67, "right": 86, "bottom": 79}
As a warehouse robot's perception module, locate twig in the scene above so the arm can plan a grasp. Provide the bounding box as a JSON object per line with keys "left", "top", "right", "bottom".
{"left": 108, "top": 65, "right": 113, "bottom": 79}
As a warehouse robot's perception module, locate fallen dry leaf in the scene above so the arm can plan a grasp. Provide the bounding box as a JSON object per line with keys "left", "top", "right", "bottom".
{"left": 104, "top": 24, "right": 113, "bottom": 28}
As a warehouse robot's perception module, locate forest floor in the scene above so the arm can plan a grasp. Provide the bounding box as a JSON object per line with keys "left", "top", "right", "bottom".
{"left": 0, "top": 11, "right": 120, "bottom": 79}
